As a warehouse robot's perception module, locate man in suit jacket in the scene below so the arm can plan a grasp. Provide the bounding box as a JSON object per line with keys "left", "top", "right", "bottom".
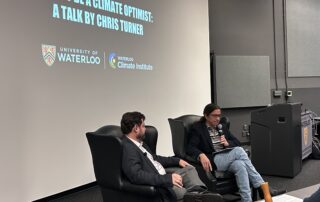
{"left": 187, "top": 103, "right": 285, "bottom": 202}
{"left": 121, "top": 111, "right": 221, "bottom": 202}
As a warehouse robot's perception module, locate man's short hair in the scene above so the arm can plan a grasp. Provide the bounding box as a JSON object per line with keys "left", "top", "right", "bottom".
{"left": 121, "top": 111, "right": 145, "bottom": 134}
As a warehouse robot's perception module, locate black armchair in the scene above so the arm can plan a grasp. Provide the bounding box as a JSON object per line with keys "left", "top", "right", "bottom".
{"left": 86, "top": 125, "right": 162, "bottom": 202}
{"left": 168, "top": 115, "right": 239, "bottom": 196}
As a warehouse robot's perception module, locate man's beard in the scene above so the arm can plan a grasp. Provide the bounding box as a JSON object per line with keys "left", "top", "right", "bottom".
{"left": 137, "top": 132, "right": 145, "bottom": 141}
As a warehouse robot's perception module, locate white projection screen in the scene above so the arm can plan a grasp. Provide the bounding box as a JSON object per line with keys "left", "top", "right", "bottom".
{"left": 0, "top": 0, "right": 210, "bottom": 201}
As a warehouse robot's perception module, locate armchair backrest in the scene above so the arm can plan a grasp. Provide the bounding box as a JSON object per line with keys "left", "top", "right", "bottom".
{"left": 144, "top": 126, "right": 158, "bottom": 155}
{"left": 168, "top": 115, "right": 201, "bottom": 161}
{"left": 86, "top": 125, "right": 123, "bottom": 189}
{"left": 86, "top": 125, "right": 158, "bottom": 189}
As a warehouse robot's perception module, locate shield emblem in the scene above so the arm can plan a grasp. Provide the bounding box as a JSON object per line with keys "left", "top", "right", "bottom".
{"left": 42, "top": 44, "right": 56, "bottom": 66}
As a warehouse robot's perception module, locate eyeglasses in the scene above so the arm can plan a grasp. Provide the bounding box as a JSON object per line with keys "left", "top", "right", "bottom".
{"left": 209, "top": 113, "right": 221, "bottom": 118}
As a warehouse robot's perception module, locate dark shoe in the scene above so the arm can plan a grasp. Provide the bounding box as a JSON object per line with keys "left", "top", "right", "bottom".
{"left": 269, "top": 187, "right": 286, "bottom": 196}
{"left": 184, "top": 192, "right": 224, "bottom": 202}
{"left": 201, "top": 192, "right": 224, "bottom": 202}
{"left": 184, "top": 192, "right": 201, "bottom": 202}
{"left": 187, "top": 185, "right": 207, "bottom": 193}
{"left": 258, "top": 185, "right": 286, "bottom": 199}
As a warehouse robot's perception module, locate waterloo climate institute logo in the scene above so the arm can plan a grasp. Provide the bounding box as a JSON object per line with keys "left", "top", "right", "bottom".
{"left": 109, "top": 52, "right": 117, "bottom": 69}
{"left": 106, "top": 52, "right": 151, "bottom": 70}
{"left": 42, "top": 44, "right": 56, "bottom": 66}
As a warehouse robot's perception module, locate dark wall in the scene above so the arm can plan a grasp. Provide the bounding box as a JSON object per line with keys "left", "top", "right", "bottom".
{"left": 209, "top": 0, "right": 320, "bottom": 142}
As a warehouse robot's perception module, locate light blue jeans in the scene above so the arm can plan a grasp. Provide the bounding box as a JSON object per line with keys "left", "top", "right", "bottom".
{"left": 213, "top": 147, "right": 264, "bottom": 202}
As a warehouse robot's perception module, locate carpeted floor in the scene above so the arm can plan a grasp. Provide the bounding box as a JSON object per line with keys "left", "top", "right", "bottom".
{"left": 51, "top": 158, "right": 320, "bottom": 202}
{"left": 263, "top": 158, "right": 320, "bottom": 193}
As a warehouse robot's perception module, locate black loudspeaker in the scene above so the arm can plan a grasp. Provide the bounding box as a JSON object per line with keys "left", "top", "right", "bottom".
{"left": 250, "top": 103, "right": 302, "bottom": 177}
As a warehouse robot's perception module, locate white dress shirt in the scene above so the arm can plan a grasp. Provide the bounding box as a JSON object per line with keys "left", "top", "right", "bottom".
{"left": 127, "top": 137, "right": 166, "bottom": 175}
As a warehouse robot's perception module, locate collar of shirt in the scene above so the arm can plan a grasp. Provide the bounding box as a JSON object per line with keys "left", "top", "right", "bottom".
{"left": 127, "top": 136, "right": 166, "bottom": 175}
{"left": 206, "top": 124, "right": 214, "bottom": 132}
{"left": 127, "top": 136, "right": 143, "bottom": 148}
{"left": 206, "top": 123, "right": 214, "bottom": 131}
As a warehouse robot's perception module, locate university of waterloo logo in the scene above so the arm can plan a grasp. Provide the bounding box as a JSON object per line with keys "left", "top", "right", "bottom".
{"left": 108, "top": 52, "right": 117, "bottom": 69}
{"left": 42, "top": 44, "right": 56, "bottom": 66}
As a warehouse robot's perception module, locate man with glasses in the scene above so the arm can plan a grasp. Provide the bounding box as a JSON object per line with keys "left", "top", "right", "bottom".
{"left": 187, "top": 103, "right": 285, "bottom": 202}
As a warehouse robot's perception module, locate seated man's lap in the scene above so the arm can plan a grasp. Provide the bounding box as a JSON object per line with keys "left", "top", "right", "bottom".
{"left": 165, "top": 166, "right": 207, "bottom": 200}
{"left": 213, "top": 146, "right": 246, "bottom": 171}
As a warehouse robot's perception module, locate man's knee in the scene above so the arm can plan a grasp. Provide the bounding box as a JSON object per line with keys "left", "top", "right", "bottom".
{"left": 178, "top": 165, "right": 195, "bottom": 174}
{"left": 181, "top": 166, "right": 198, "bottom": 179}
{"left": 233, "top": 147, "right": 249, "bottom": 159}
{"left": 186, "top": 165, "right": 197, "bottom": 173}
{"left": 233, "top": 146, "right": 245, "bottom": 154}
{"left": 229, "top": 160, "right": 246, "bottom": 173}
{"left": 172, "top": 165, "right": 197, "bottom": 178}
{"left": 184, "top": 165, "right": 195, "bottom": 171}
{"left": 173, "top": 186, "right": 187, "bottom": 200}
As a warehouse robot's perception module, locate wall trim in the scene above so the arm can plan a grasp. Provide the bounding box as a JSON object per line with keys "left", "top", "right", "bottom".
{"left": 32, "top": 181, "right": 97, "bottom": 201}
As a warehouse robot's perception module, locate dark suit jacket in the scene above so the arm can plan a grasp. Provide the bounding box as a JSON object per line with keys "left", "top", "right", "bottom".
{"left": 122, "top": 136, "right": 180, "bottom": 201}
{"left": 186, "top": 121, "right": 240, "bottom": 168}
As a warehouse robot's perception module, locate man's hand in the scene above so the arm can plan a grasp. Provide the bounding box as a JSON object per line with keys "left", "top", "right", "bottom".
{"left": 220, "top": 135, "right": 229, "bottom": 147}
{"left": 172, "top": 173, "right": 183, "bottom": 188}
{"left": 199, "top": 153, "right": 212, "bottom": 172}
{"left": 179, "top": 159, "right": 190, "bottom": 168}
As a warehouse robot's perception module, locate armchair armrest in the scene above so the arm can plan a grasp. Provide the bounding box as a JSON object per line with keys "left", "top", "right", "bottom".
{"left": 213, "top": 170, "right": 234, "bottom": 180}
{"left": 185, "top": 154, "right": 235, "bottom": 182}
{"left": 122, "top": 180, "right": 158, "bottom": 196}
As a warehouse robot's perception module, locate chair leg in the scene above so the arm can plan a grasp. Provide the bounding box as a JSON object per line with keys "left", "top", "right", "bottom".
{"left": 252, "top": 187, "right": 258, "bottom": 201}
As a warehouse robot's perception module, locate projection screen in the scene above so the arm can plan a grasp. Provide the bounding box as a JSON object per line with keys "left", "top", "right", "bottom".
{"left": 0, "top": 0, "right": 210, "bottom": 201}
